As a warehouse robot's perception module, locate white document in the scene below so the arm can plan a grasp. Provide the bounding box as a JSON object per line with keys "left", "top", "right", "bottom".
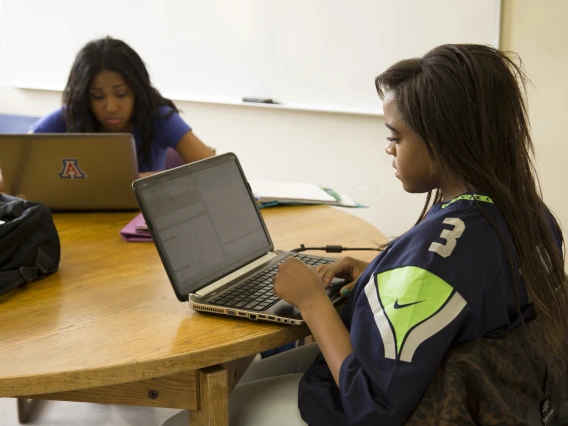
{"left": 248, "top": 180, "right": 358, "bottom": 207}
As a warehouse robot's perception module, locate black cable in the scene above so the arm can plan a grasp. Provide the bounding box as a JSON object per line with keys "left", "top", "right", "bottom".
{"left": 290, "top": 243, "right": 382, "bottom": 253}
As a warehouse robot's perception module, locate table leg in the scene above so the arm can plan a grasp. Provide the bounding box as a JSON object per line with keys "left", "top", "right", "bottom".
{"left": 15, "top": 355, "right": 254, "bottom": 426}
{"left": 189, "top": 365, "right": 229, "bottom": 426}
{"left": 17, "top": 398, "right": 39, "bottom": 424}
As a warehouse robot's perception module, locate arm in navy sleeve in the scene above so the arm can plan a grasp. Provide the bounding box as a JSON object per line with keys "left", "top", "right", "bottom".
{"left": 337, "top": 300, "right": 471, "bottom": 425}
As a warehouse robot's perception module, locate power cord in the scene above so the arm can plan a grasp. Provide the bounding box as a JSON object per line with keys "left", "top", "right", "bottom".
{"left": 290, "top": 243, "right": 383, "bottom": 253}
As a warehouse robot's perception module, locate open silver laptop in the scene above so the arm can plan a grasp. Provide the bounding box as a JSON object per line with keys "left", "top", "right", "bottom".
{"left": 132, "top": 153, "right": 346, "bottom": 325}
{"left": 0, "top": 133, "right": 139, "bottom": 210}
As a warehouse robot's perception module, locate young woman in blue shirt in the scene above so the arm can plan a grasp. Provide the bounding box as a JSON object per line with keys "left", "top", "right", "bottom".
{"left": 30, "top": 37, "right": 215, "bottom": 174}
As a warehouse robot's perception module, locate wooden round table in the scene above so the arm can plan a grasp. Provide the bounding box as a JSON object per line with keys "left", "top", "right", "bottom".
{"left": 0, "top": 205, "right": 385, "bottom": 425}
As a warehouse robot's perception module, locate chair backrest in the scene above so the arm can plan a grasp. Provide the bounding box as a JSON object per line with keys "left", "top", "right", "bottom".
{"left": 527, "top": 364, "right": 568, "bottom": 426}
{"left": 406, "top": 321, "right": 568, "bottom": 425}
{"left": 164, "top": 147, "right": 184, "bottom": 169}
{"left": 0, "top": 114, "right": 40, "bottom": 134}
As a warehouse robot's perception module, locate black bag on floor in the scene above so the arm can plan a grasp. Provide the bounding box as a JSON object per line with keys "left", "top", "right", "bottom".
{"left": 0, "top": 194, "right": 61, "bottom": 297}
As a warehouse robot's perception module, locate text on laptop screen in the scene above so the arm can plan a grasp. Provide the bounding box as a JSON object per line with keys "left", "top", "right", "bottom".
{"left": 138, "top": 160, "right": 271, "bottom": 296}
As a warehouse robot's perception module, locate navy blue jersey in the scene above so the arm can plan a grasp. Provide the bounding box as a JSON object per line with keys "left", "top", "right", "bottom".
{"left": 298, "top": 194, "right": 563, "bottom": 426}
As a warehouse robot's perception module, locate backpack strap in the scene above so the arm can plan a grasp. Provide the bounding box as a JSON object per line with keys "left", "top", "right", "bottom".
{"left": 0, "top": 269, "right": 25, "bottom": 296}
{"left": 528, "top": 370, "right": 568, "bottom": 426}
{"left": 19, "top": 247, "right": 57, "bottom": 283}
{"left": 0, "top": 247, "right": 57, "bottom": 296}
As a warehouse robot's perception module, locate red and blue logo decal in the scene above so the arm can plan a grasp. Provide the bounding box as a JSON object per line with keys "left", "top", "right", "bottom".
{"left": 59, "top": 159, "right": 86, "bottom": 179}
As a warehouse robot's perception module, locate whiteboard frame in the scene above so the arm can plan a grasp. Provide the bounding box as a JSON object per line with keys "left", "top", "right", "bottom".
{"left": 0, "top": 0, "right": 502, "bottom": 118}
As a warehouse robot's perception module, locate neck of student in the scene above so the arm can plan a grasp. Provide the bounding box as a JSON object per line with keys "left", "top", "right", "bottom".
{"left": 101, "top": 123, "right": 134, "bottom": 133}
{"left": 438, "top": 177, "right": 475, "bottom": 202}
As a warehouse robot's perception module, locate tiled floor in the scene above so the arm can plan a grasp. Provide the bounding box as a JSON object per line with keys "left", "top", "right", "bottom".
{"left": 0, "top": 398, "right": 180, "bottom": 426}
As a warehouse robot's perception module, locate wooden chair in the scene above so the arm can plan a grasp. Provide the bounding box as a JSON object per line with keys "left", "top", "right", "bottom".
{"left": 164, "top": 147, "right": 184, "bottom": 169}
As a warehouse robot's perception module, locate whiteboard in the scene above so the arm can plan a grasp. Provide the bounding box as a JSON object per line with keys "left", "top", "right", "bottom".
{"left": 0, "top": 0, "right": 501, "bottom": 115}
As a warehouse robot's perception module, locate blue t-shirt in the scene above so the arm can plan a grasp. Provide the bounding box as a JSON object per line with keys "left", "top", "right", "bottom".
{"left": 298, "top": 194, "right": 563, "bottom": 426}
{"left": 30, "top": 106, "right": 192, "bottom": 172}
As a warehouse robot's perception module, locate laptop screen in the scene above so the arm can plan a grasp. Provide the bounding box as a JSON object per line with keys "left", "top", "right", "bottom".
{"left": 135, "top": 155, "right": 272, "bottom": 300}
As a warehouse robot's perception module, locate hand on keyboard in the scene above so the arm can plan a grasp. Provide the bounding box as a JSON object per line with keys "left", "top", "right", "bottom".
{"left": 316, "top": 256, "right": 370, "bottom": 296}
{"left": 273, "top": 257, "right": 328, "bottom": 311}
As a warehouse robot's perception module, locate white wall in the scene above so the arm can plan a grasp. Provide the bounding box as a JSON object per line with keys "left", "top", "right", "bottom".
{"left": 1, "top": 0, "right": 567, "bottom": 245}
{"left": 501, "top": 0, "right": 568, "bottom": 243}
{"left": 0, "top": 84, "right": 426, "bottom": 240}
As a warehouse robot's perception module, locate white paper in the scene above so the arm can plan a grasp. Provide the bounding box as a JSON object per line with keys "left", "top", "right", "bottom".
{"left": 248, "top": 180, "right": 337, "bottom": 203}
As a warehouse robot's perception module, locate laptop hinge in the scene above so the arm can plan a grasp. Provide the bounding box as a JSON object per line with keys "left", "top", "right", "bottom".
{"left": 193, "top": 251, "right": 279, "bottom": 298}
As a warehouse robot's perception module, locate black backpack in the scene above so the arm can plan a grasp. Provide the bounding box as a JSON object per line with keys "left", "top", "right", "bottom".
{"left": 0, "top": 194, "right": 61, "bottom": 297}
{"left": 528, "top": 371, "right": 568, "bottom": 426}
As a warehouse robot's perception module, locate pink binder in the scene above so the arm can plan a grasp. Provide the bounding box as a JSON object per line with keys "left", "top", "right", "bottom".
{"left": 119, "top": 213, "right": 152, "bottom": 242}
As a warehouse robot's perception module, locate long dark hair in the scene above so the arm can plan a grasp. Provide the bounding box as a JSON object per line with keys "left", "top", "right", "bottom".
{"left": 63, "top": 36, "right": 177, "bottom": 168}
{"left": 375, "top": 44, "right": 568, "bottom": 377}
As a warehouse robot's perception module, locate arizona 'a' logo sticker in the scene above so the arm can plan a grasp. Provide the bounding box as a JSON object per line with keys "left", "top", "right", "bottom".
{"left": 59, "top": 159, "right": 86, "bottom": 179}
{"left": 364, "top": 267, "right": 466, "bottom": 362}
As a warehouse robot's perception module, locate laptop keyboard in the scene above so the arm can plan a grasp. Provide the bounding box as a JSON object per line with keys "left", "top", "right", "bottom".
{"left": 208, "top": 254, "right": 336, "bottom": 311}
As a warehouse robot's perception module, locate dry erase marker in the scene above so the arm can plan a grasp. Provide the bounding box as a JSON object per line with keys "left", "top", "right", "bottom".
{"left": 242, "top": 97, "right": 279, "bottom": 104}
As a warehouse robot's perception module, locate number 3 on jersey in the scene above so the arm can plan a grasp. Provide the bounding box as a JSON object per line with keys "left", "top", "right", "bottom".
{"left": 429, "top": 218, "right": 465, "bottom": 258}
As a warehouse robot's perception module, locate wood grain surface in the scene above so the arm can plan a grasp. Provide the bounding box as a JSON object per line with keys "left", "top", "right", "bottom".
{"left": 0, "top": 205, "right": 385, "bottom": 397}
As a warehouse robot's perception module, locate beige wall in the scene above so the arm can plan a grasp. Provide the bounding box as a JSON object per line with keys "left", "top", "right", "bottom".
{"left": 501, "top": 0, "right": 568, "bottom": 235}
{"left": 1, "top": 1, "right": 567, "bottom": 242}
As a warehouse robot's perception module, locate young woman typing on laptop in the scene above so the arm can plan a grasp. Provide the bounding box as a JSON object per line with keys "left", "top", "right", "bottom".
{"left": 162, "top": 45, "right": 568, "bottom": 425}
{"left": 29, "top": 37, "right": 215, "bottom": 175}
